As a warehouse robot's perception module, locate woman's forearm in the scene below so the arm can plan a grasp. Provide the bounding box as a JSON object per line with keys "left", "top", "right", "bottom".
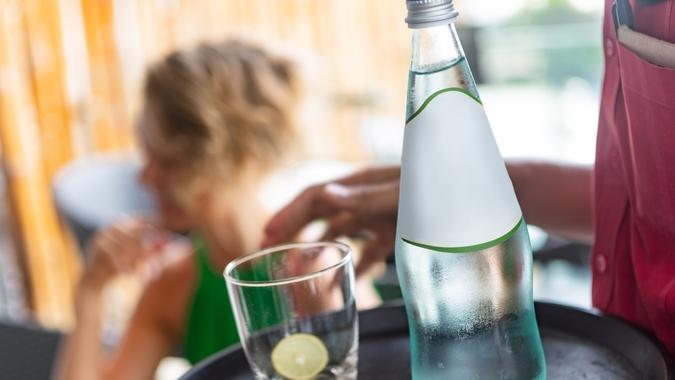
{"left": 507, "top": 161, "right": 594, "bottom": 244}
{"left": 52, "top": 287, "right": 105, "bottom": 380}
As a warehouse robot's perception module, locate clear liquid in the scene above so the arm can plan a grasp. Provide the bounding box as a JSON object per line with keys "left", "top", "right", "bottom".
{"left": 396, "top": 223, "right": 546, "bottom": 380}
{"left": 407, "top": 57, "right": 478, "bottom": 119}
{"left": 244, "top": 307, "right": 358, "bottom": 380}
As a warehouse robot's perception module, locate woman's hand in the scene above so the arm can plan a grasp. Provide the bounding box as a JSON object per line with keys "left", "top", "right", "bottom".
{"left": 80, "top": 218, "right": 159, "bottom": 293}
{"left": 263, "top": 165, "right": 400, "bottom": 276}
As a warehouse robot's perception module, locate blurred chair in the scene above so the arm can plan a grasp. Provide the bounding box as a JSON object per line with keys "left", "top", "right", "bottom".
{"left": 0, "top": 319, "right": 62, "bottom": 380}
{"left": 52, "top": 155, "right": 154, "bottom": 254}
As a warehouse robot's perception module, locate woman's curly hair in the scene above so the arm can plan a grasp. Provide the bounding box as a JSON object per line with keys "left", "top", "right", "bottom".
{"left": 143, "top": 38, "right": 302, "bottom": 188}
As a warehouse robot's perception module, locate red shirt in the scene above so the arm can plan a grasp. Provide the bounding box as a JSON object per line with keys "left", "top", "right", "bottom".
{"left": 594, "top": 0, "right": 675, "bottom": 357}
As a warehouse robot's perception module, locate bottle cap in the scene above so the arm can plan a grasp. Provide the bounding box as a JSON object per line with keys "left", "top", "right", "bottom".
{"left": 405, "top": 0, "right": 458, "bottom": 29}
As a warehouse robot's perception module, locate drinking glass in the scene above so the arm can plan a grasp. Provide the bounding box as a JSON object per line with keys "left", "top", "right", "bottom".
{"left": 224, "top": 242, "right": 358, "bottom": 380}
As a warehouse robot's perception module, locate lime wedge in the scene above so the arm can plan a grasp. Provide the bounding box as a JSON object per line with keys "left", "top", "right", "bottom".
{"left": 271, "top": 333, "right": 329, "bottom": 380}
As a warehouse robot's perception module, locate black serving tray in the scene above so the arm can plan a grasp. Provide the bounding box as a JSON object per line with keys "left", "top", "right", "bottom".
{"left": 180, "top": 301, "right": 673, "bottom": 380}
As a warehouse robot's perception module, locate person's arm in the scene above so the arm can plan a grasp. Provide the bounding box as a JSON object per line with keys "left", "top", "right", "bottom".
{"left": 52, "top": 219, "right": 177, "bottom": 380}
{"left": 52, "top": 286, "right": 106, "bottom": 380}
{"left": 53, "top": 279, "right": 177, "bottom": 380}
{"left": 264, "top": 162, "right": 594, "bottom": 274}
{"left": 100, "top": 273, "right": 179, "bottom": 380}
{"left": 507, "top": 161, "right": 594, "bottom": 244}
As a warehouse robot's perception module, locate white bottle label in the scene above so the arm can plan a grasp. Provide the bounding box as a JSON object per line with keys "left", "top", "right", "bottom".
{"left": 399, "top": 88, "right": 522, "bottom": 252}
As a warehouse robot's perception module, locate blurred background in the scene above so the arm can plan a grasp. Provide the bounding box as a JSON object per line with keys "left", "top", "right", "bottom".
{"left": 0, "top": 0, "right": 602, "bottom": 377}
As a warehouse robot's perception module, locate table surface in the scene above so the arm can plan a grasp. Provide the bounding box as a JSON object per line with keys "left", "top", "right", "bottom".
{"left": 180, "top": 302, "right": 673, "bottom": 380}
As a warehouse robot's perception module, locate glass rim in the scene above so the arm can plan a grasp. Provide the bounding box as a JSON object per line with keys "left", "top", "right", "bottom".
{"left": 223, "top": 241, "right": 353, "bottom": 288}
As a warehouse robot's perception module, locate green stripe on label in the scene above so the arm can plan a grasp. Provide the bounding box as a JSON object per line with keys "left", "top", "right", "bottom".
{"left": 401, "top": 217, "right": 523, "bottom": 253}
{"left": 406, "top": 87, "right": 483, "bottom": 124}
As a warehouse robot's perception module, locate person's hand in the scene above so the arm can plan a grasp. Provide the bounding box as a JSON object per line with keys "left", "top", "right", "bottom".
{"left": 263, "top": 165, "right": 400, "bottom": 276}
{"left": 80, "top": 218, "right": 165, "bottom": 293}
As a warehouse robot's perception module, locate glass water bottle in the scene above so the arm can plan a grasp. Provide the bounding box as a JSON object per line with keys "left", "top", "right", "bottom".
{"left": 395, "top": 1, "right": 547, "bottom": 379}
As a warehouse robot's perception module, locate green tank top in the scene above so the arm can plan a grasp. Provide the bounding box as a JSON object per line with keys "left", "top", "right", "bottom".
{"left": 183, "top": 238, "right": 240, "bottom": 364}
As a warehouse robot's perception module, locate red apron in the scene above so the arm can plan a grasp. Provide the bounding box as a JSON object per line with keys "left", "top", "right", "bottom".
{"left": 594, "top": 0, "right": 675, "bottom": 357}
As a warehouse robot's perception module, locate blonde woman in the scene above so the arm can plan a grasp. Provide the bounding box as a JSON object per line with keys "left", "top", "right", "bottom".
{"left": 53, "top": 39, "right": 379, "bottom": 380}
